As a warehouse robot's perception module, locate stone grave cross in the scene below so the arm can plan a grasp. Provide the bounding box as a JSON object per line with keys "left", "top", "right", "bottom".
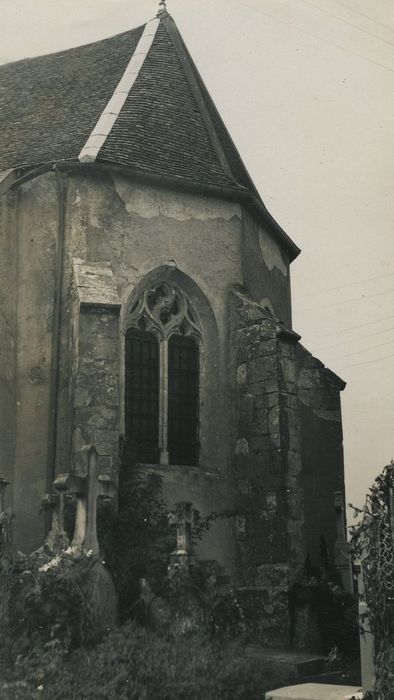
{"left": 43, "top": 472, "right": 85, "bottom": 551}
{"left": 0, "top": 478, "right": 9, "bottom": 513}
{"left": 169, "top": 501, "right": 193, "bottom": 570}
{"left": 72, "top": 445, "right": 116, "bottom": 555}
{"left": 44, "top": 446, "right": 116, "bottom": 555}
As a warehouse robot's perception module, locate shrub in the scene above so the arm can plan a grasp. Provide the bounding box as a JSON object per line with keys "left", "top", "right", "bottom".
{"left": 6, "top": 547, "right": 108, "bottom": 659}
{"left": 98, "top": 439, "right": 175, "bottom": 621}
{"left": 1, "top": 621, "right": 296, "bottom": 700}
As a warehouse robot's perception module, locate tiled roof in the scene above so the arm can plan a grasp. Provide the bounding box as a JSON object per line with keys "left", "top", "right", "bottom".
{"left": 98, "top": 21, "right": 234, "bottom": 188}
{"left": 0, "top": 26, "right": 144, "bottom": 170}
{"left": 0, "top": 12, "right": 300, "bottom": 259}
{"left": 0, "top": 13, "right": 247, "bottom": 191}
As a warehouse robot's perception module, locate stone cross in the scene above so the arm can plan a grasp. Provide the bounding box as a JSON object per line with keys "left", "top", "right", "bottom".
{"left": 169, "top": 501, "right": 193, "bottom": 570}
{"left": 0, "top": 478, "right": 9, "bottom": 513}
{"left": 334, "top": 490, "right": 354, "bottom": 593}
{"left": 43, "top": 472, "right": 86, "bottom": 552}
{"left": 44, "top": 446, "right": 116, "bottom": 555}
{"left": 0, "top": 510, "right": 15, "bottom": 566}
{"left": 72, "top": 445, "right": 116, "bottom": 555}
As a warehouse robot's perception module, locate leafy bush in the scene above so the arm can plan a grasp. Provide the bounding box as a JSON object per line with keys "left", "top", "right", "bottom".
{"left": 98, "top": 438, "right": 240, "bottom": 633}
{"left": 0, "top": 439, "right": 293, "bottom": 697}
{"left": 0, "top": 621, "right": 296, "bottom": 700}
{"left": 5, "top": 547, "right": 109, "bottom": 659}
{"left": 98, "top": 439, "right": 175, "bottom": 621}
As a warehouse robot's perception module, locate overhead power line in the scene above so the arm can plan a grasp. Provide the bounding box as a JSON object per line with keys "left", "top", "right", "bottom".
{"left": 333, "top": 337, "right": 394, "bottom": 361}
{"left": 297, "top": 271, "right": 394, "bottom": 301}
{"left": 340, "top": 351, "right": 394, "bottom": 371}
{"left": 325, "top": 287, "right": 394, "bottom": 309}
{"left": 314, "top": 325, "right": 394, "bottom": 352}
{"left": 230, "top": 0, "right": 394, "bottom": 73}
{"left": 299, "top": 0, "right": 394, "bottom": 48}
{"left": 333, "top": 0, "right": 394, "bottom": 35}
{"left": 315, "top": 314, "right": 394, "bottom": 339}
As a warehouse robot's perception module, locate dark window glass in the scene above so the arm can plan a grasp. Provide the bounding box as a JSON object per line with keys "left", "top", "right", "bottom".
{"left": 168, "top": 335, "right": 199, "bottom": 466}
{"left": 125, "top": 329, "right": 159, "bottom": 463}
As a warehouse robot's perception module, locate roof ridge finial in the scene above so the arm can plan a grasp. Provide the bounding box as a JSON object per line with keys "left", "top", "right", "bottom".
{"left": 157, "top": 0, "right": 168, "bottom": 18}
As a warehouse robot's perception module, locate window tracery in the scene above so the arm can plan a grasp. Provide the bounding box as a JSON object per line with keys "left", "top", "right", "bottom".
{"left": 125, "top": 282, "right": 201, "bottom": 466}
{"left": 126, "top": 282, "right": 201, "bottom": 341}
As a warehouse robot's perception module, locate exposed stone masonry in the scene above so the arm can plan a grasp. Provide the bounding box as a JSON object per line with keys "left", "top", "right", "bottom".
{"left": 230, "top": 289, "right": 304, "bottom": 582}
{"left": 73, "top": 307, "right": 120, "bottom": 477}
{"left": 229, "top": 288, "right": 345, "bottom": 646}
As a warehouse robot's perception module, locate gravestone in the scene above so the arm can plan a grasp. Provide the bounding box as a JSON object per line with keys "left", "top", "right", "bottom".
{"left": 47, "top": 446, "right": 116, "bottom": 554}
{"left": 167, "top": 502, "right": 206, "bottom": 634}
{"left": 0, "top": 478, "right": 9, "bottom": 512}
{"left": 41, "top": 447, "right": 118, "bottom": 634}
{"left": 42, "top": 474, "right": 72, "bottom": 553}
{"left": 168, "top": 501, "right": 193, "bottom": 572}
{"left": 72, "top": 446, "right": 118, "bottom": 632}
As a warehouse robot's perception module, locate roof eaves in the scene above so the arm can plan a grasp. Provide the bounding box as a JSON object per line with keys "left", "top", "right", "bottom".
{"left": 0, "top": 169, "right": 16, "bottom": 196}
{"left": 0, "top": 157, "right": 299, "bottom": 261}
{"left": 55, "top": 159, "right": 300, "bottom": 261}
{"left": 253, "top": 201, "right": 301, "bottom": 262}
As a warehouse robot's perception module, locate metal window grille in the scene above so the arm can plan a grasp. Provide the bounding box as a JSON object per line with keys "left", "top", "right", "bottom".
{"left": 168, "top": 334, "right": 199, "bottom": 466}
{"left": 125, "top": 329, "right": 160, "bottom": 464}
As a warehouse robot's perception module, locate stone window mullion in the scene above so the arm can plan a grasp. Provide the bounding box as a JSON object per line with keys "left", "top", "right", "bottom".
{"left": 159, "top": 337, "right": 169, "bottom": 465}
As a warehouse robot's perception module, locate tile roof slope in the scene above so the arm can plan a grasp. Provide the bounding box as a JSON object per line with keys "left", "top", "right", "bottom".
{"left": 0, "top": 11, "right": 300, "bottom": 259}
{"left": 0, "top": 12, "right": 257, "bottom": 194}
{"left": 0, "top": 26, "right": 144, "bottom": 170}
{"left": 97, "top": 19, "right": 237, "bottom": 189}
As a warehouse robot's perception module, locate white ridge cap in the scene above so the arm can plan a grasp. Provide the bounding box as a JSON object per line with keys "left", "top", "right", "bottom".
{"left": 78, "top": 17, "right": 160, "bottom": 164}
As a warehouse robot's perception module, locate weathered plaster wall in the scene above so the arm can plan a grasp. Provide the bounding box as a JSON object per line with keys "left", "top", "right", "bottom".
{"left": 296, "top": 347, "right": 345, "bottom": 569}
{"left": 67, "top": 172, "right": 243, "bottom": 338}
{"left": 3, "top": 167, "right": 292, "bottom": 563}
{"left": 241, "top": 209, "right": 291, "bottom": 327}
{"left": 59, "top": 172, "right": 241, "bottom": 466}
{"left": 13, "top": 174, "right": 58, "bottom": 550}
{"left": 5, "top": 165, "right": 342, "bottom": 586}
{"left": 0, "top": 190, "right": 17, "bottom": 503}
{"left": 57, "top": 171, "right": 250, "bottom": 572}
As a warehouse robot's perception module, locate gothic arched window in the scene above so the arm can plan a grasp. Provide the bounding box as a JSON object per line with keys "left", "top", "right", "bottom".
{"left": 125, "top": 282, "right": 201, "bottom": 466}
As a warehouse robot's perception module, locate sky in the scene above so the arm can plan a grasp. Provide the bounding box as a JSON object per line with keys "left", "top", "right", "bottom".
{"left": 1, "top": 0, "right": 393, "bottom": 518}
